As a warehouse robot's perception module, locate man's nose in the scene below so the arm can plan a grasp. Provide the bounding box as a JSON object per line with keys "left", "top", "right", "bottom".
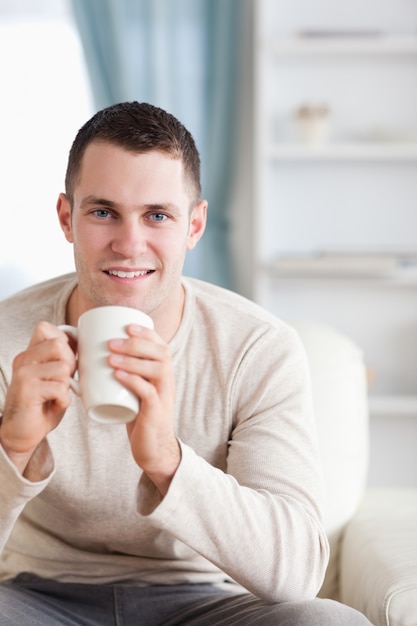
{"left": 111, "top": 220, "right": 147, "bottom": 257}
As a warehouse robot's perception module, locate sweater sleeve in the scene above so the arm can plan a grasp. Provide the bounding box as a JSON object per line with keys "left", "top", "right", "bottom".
{"left": 0, "top": 331, "right": 57, "bottom": 557}
{"left": 0, "top": 443, "right": 55, "bottom": 555}
{"left": 137, "top": 326, "right": 329, "bottom": 603}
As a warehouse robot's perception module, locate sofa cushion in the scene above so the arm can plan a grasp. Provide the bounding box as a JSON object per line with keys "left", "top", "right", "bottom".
{"left": 340, "top": 488, "right": 417, "bottom": 626}
{"left": 291, "top": 321, "right": 369, "bottom": 600}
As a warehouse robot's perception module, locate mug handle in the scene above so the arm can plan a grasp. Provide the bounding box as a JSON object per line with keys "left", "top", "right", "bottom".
{"left": 59, "top": 324, "right": 80, "bottom": 395}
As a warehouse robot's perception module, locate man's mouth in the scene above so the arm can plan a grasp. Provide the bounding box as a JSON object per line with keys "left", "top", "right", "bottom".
{"left": 105, "top": 269, "right": 154, "bottom": 278}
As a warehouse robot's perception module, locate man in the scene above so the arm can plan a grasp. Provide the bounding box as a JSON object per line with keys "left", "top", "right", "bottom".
{"left": 0, "top": 102, "right": 371, "bottom": 625}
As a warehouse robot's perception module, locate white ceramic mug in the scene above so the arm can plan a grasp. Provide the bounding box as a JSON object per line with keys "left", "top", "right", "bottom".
{"left": 60, "top": 305, "right": 154, "bottom": 425}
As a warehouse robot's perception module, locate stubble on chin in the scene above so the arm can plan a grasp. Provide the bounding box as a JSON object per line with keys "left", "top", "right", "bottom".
{"left": 74, "top": 255, "right": 184, "bottom": 322}
{"left": 75, "top": 268, "right": 153, "bottom": 314}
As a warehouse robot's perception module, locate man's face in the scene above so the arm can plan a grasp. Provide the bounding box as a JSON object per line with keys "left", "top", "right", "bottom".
{"left": 57, "top": 141, "right": 206, "bottom": 330}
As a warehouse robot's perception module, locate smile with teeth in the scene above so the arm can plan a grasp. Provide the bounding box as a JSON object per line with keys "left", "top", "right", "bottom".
{"left": 107, "top": 269, "right": 153, "bottom": 278}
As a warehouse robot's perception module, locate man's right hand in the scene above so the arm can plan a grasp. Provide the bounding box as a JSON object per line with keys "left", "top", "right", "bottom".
{"left": 0, "top": 321, "right": 76, "bottom": 476}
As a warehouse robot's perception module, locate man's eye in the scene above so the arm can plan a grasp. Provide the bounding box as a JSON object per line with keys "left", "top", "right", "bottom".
{"left": 149, "top": 213, "right": 168, "bottom": 222}
{"left": 93, "top": 209, "right": 112, "bottom": 218}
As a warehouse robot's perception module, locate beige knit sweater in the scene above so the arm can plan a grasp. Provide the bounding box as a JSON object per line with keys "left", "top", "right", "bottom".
{"left": 0, "top": 274, "right": 329, "bottom": 603}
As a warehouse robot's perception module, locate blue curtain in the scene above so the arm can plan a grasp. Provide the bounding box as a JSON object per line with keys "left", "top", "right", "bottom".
{"left": 71, "top": 0, "right": 243, "bottom": 289}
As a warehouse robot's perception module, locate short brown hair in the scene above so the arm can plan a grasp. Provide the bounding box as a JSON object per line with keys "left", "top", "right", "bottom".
{"left": 65, "top": 101, "right": 202, "bottom": 206}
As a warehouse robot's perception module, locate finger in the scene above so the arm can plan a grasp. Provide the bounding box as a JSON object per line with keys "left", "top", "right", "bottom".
{"left": 14, "top": 359, "right": 74, "bottom": 384}
{"left": 8, "top": 378, "right": 72, "bottom": 414}
{"left": 2, "top": 377, "right": 71, "bottom": 454}
{"left": 8, "top": 360, "right": 74, "bottom": 410}
{"left": 108, "top": 351, "right": 170, "bottom": 382}
{"left": 107, "top": 337, "right": 172, "bottom": 389}
{"left": 4, "top": 365, "right": 73, "bottom": 425}
{"left": 28, "top": 320, "right": 69, "bottom": 347}
{"left": 107, "top": 327, "right": 173, "bottom": 398}
{"left": 15, "top": 333, "right": 76, "bottom": 370}
{"left": 113, "top": 367, "right": 157, "bottom": 404}
{"left": 108, "top": 329, "right": 167, "bottom": 362}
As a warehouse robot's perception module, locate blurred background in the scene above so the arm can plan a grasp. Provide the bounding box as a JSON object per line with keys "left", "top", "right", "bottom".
{"left": 0, "top": 0, "right": 249, "bottom": 296}
{"left": 0, "top": 0, "right": 416, "bottom": 487}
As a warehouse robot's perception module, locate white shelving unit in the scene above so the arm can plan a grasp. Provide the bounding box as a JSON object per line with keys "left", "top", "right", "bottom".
{"left": 369, "top": 395, "right": 417, "bottom": 419}
{"left": 252, "top": 1, "right": 417, "bottom": 484}
{"left": 267, "top": 35, "right": 417, "bottom": 56}
{"left": 268, "top": 143, "right": 417, "bottom": 161}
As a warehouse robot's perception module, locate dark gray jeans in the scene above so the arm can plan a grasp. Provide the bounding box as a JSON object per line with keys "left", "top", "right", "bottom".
{"left": 0, "top": 574, "right": 373, "bottom": 625}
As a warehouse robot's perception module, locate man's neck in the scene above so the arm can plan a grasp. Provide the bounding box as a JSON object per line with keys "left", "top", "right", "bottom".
{"left": 150, "top": 284, "right": 185, "bottom": 343}
{"left": 65, "top": 285, "right": 79, "bottom": 326}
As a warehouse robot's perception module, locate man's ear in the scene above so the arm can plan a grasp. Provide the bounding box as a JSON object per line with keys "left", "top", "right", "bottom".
{"left": 56, "top": 193, "right": 74, "bottom": 243}
{"left": 187, "top": 200, "right": 208, "bottom": 251}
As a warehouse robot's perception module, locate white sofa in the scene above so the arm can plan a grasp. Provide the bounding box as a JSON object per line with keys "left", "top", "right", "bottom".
{"left": 292, "top": 321, "right": 417, "bottom": 626}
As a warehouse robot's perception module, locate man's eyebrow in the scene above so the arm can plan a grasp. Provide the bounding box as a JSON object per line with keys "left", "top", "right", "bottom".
{"left": 80, "top": 195, "right": 118, "bottom": 209}
{"left": 145, "top": 203, "right": 182, "bottom": 215}
{"left": 80, "top": 195, "right": 182, "bottom": 215}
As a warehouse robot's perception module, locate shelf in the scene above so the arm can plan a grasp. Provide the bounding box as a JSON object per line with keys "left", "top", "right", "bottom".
{"left": 369, "top": 395, "right": 417, "bottom": 419}
{"left": 261, "top": 255, "right": 417, "bottom": 283}
{"left": 266, "top": 35, "right": 417, "bottom": 56}
{"left": 261, "top": 271, "right": 417, "bottom": 285}
{"left": 266, "top": 142, "right": 417, "bottom": 162}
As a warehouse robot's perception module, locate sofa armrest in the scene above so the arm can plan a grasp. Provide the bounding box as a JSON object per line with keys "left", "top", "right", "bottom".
{"left": 339, "top": 488, "right": 417, "bottom": 626}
